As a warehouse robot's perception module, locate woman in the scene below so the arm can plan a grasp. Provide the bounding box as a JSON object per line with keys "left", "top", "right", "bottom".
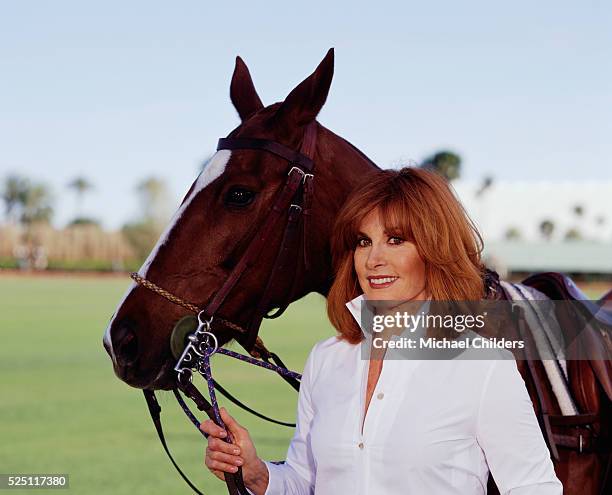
{"left": 201, "top": 167, "right": 562, "bottom": 494}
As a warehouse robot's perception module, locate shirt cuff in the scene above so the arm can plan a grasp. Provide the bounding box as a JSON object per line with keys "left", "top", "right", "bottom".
{"left": 262, "top": 461, "right": 283, "bottom": 495}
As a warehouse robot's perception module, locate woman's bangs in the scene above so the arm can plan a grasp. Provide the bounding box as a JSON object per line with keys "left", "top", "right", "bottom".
{"left": 380, "top": 199, "right": 413, "bottom": 241}
{"left": 344, "top": 209, "right": 369, "bottom": 250}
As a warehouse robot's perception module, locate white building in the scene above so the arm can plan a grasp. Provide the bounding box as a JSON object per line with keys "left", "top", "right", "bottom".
{"left": 452, "top": 180, "right": 612, "bottom": 243}
{"left": 451, "top": 180, "right": 612, "bottom": 277}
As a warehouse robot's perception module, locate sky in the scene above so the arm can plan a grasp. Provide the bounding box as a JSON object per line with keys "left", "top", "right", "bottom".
{"left": 1, "top": 1, "right": 610, "bottom": 229}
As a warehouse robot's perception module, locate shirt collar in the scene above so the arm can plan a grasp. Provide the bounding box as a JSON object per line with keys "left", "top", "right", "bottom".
{"left": 345, "top": 293, "right": 431, "bottom": 338}
{"left": 345, "top": 293, "right": 367, "bottom": 331}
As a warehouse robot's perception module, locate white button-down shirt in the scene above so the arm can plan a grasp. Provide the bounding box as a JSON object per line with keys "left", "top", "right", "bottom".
{"left": 260, "top": 295, "right": 562, "bottom": 494}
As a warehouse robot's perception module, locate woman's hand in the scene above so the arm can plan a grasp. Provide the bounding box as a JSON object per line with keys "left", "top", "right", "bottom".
{"left": 201, "top": 407, "right": 269, "bottom": 494}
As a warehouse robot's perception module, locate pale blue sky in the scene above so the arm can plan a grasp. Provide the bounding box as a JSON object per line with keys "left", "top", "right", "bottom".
{"left": 1, "top": 0, "right": 610, "bottom": 229}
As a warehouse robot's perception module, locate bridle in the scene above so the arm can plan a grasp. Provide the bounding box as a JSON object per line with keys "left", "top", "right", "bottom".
{"left": 132, "top": 121, "right": 318, "bottom": 495}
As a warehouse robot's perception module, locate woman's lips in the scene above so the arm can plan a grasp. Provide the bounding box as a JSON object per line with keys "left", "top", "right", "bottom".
{"left": 368, "top": 277, "right": 399, "bottom": 289}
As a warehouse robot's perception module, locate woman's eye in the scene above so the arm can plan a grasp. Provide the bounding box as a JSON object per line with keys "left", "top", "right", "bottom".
{"left": 224, "top": 187, "right": 256, "bottom": 207}
{"left": 356, "top": 237, "right": 370, "bottom": 247}
{"left": 389, "top": 236, "right": 404, "bottom": 245}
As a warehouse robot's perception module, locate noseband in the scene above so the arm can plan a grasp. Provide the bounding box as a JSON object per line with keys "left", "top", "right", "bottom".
{"left": 134, "top": 122, "right": 318, "bottom": 495}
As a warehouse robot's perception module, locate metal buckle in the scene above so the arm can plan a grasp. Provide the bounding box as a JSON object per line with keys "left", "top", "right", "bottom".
{"left": 289, "top": 204, "right": 303, "bottom": 214}
{"left": 288, "top": 167, "right": 313, "bottom": 185}
{"left": 288, "top": 166, "right": 305, "bottom": 179}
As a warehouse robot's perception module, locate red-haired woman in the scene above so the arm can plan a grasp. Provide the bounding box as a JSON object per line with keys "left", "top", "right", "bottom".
{"left": 201, "top": 168, "right": 562, "bottom": 494}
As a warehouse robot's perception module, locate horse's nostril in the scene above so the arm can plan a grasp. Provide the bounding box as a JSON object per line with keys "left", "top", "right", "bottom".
{"left": 114, "top": 324, "right": 140, "bottom": 367}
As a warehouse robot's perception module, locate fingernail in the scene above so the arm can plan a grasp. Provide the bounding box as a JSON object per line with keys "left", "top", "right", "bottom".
{"left": 233, "top": 448, "right": 240, "bottom": 455}
{"left": 220, "top": 430, "right": 227, "bottom": 437}
{"left": 231, "top": 466, "right": 238, "bottom": 472}
{"left": 235, "top": 459, "right": 243, "bottom": 466}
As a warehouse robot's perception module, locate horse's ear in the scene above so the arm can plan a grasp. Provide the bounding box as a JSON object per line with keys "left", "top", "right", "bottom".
{"left": 277, "top": 48, "right": 334, "bottom": 127}
{"left": 230, "top": 56, "right": 264, "bottom": 121}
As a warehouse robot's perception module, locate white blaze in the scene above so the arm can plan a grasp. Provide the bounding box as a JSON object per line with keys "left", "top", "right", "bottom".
{"left": 103, "top": 150, "right": 232, "bottom": 361}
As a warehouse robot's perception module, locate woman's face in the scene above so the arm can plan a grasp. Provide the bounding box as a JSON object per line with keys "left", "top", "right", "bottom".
{"left": 354, "top": 208, "right": 428, "bottom": 302}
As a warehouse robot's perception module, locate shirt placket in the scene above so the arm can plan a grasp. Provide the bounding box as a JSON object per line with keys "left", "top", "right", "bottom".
{"left": 355, "top": 352, "right": 396, "bottom": 495}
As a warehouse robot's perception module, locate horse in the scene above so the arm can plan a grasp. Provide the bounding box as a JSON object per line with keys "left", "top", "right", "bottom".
{"left": 103, "top": 49, "right": 611, "bottom": 494}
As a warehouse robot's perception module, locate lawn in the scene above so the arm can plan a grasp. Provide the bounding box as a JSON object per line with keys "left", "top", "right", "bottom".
{"left": 0, "top": 274, "right": 334, "bottom": 494}
{"left": 1, "top": 274, "right": 607, "bottom": 494}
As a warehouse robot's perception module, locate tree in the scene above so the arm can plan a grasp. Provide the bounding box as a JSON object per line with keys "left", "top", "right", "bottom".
{"left": 475, "top": 176, "right": 494, "bottom": 198}
{"left": 564, "top": 228, "right": 582, "bottom": 241}
{"left": 572, "top": 204, "right": 584, "bottom": 217}
{"left": 539, "top": 219, "right": 555, "bottom": 241}
{"left": 20, "top": 183, "right": 54, "bottom": 224}
{"left": 1, "top": 175, "right": 54, "bottom": 225}
{"left": 68, "top": 217, "right": 100, "bottom": 227}
{"left": 121, "top": 177, "right": 173, "bottom": 263}
{"left": 2, "top": 175, "right": 28, "bottom": 223}
{"left": 421, "top": 151, "right": 462, "bottom": 181}
{"left": 67, "top": 176, "right": 93, "bottom": 218}
{"left": 136, "top": 177, "right": 172, "bottom": 228}
{"left": 121, "top": 220, "right": 161, "bottom": 261}
{"left": 504, "top": 226, "right": 522, "bottom": 241}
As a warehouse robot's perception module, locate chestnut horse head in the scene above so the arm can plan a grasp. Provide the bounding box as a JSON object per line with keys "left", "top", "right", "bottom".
{"left": 103, "top": 49, "right": 379, "bottom": 389}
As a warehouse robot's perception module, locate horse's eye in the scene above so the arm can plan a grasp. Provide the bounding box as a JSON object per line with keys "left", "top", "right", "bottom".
{"left": 224, "top": 187, "right": 256, "bottom": 207}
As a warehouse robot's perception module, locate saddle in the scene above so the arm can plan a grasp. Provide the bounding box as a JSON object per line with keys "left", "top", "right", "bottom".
{"left": 484, "top": 269, "right": 612, "bottom": 495}
{"left": 522, "top": 272, "right": 612, "bottom": 402}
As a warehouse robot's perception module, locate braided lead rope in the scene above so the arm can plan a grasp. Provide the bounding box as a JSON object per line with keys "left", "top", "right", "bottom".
{"left": 201, "top": 351, "right": 231, "bottom": 438}
{"left": 215, "top": 348, "right": 302, "bottom": 381}
{"left": 129, "top": 272, "right": 272, "bottom": 357}
{"left": 173, "top": 389, "right": 208, "bottom": 437}
{"left": 186, "top": 343, "right": 302, "bottom": 445}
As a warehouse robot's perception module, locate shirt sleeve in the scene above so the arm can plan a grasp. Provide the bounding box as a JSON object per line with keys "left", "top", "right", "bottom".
{"left": 262, "top": 342, "right": 319, "bottom": 495}
{"left": 476, "top": 358, "right": 563, "bottom": 495}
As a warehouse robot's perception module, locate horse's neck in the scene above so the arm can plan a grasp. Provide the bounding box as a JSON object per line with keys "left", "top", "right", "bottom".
{"left": 300, "top": 125, "right": 381, "bottom": 297}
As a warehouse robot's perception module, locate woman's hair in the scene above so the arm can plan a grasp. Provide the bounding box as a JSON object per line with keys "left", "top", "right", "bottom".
{"left": 327, "top": 167, "right": 485, "bottom": 344}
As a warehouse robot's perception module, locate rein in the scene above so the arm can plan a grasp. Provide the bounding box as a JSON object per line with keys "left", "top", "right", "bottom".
{"left": 136, "top": 122, "right": 318, "bottom": 495}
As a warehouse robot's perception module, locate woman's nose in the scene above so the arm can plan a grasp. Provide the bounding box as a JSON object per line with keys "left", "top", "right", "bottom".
{"left": 365, "top": 244, "right": 387, "bottom": 269}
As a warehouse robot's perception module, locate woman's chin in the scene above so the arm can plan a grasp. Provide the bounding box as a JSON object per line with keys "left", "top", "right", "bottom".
{"left": 364, "top": 289, "right": 402, "bottom": 301}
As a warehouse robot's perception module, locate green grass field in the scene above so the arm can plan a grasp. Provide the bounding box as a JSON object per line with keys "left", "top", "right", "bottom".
{"left": 0, "top": 275, "right": 334, "bottom": 494}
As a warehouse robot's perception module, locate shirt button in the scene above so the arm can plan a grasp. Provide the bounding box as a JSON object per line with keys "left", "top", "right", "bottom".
{"left": 358, "top": 442, "right": 364, "bottom": 449}
{"left": 377, "top": 392, "right": 385, "bottom": 400}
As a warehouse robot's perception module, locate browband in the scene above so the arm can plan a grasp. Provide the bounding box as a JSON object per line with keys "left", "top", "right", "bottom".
{"left": 217, "top": 137, "right": 314, "bottom": 172}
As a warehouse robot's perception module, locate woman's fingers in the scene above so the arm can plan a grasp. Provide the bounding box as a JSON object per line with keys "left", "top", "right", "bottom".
{"left": 206, "top": 448, "right": 243, "bottom": 467}
{"left": 208, "top": 436, "right": 241, "bottom": 455}
{"left": 219, "top": 407, "right": 247, "bottom": 437}
{"left": 205, "top": 448, "right": 243, "bottom": 474}
{"left": 207, "top": 459, "right": 240, "bottom": 473}
{"left": 220, "top": 407, "right": 240, "bottom": 428}
{"left": 200, "top": 419, "right": 227, "bottom": 438}
{"left": 201, "top": 408, "right": 258, "bottom": 482}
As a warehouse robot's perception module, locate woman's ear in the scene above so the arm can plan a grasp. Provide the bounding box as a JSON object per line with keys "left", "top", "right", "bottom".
{"left": 230, "top": 56, "right": 264, "bottom": 121}
{"left": 276, "top": 48, "right": 334, "bottom": 128}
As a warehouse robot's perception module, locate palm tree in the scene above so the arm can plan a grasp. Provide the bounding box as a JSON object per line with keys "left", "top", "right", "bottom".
{"left": 504, "top": 226, "right": 522, "bottom": 241}
{"left": 572, "top": 204, "right": 584, "bottom": 217}
{"left": 421, "top": 151, "right": 462, "bottom": 181}
{"left": 136, "top": 177, "right": 172, "bottom": 227}
{"left": 564, "top": 228, "right": 582, "bottom": 241}
{"left": 21, "top": 183, "right": 54, "bottom": 225}
{"left": 1, "top": 175, "right": 54, "bottom": 225}
{"left": 539, "top": 219, "right": 555, "bottom": 241}
{"left": 1, "top": 175, "right": 28, "bottom": 224}
{"left": 67, "top": 176, "right": 93, "bottom": 218}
